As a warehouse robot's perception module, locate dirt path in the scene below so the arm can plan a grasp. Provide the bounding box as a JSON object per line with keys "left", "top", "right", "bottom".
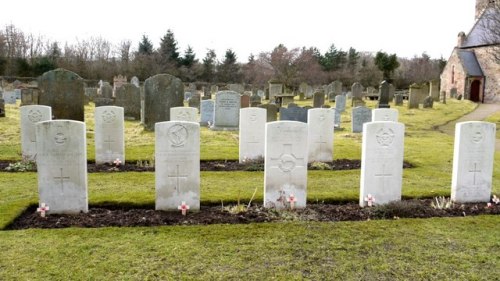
{"left": 438, "top": 103, "right": 500, "bottom": 151}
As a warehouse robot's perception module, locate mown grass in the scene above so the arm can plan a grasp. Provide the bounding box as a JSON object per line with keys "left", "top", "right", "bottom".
{"left": 484, "top": 110, "right": 500, "bottom": 139}
{"left": 0, "top": 97, "right": 498, "bottom": 279}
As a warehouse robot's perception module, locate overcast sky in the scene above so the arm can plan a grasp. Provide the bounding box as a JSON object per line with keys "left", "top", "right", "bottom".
{"left": 1, "top": 0, "right": 477, "bottom": 62}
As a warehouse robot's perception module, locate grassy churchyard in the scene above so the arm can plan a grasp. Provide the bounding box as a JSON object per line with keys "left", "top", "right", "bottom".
{"left": 1, "top": 98, "right": 499, "bottom": 280}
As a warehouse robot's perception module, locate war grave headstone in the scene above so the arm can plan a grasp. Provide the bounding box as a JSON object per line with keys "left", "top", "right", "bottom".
{"left": 171, "top": 107, "right": 198, "bottom": 122}
{"left": 423, "top": 96, "right": 434, "bottom": 108}
{"left": 360, "top": 121, "right": 405, "bottom": 207}
{"left": 200, "top": 100, "right": 215, "bottom": 126}
{"left": 155, "top": 121, "right": 200, "bottom": 210}
{"left": 143, "top": 74, "right": 184, "bottom": 131}
{"left": 94, "top": 106, "right": 125, "bottom": 165}
{"left": 351, "top": 106, "right": 372, "bottom": 133}
{"left": 372, "top": 108, "right": 398, "bottom": 122}
{"left": 430, "top": 80, "right": 440, "bottom": 101}
{"left": 38, "top": 69, "right": 85, "bottom": 121}
{"left": 408, "top": 84, "right": 420, "bottom": 109}
{"left": 328, "top": 80, "right": 342, "bottom": 102}
{"left": 264, "top": 121, "right": 308, "bottom": 209}
{"left": 239, "top": 108, "right": 266, "bottom": 163}
{"left": 258, "top": 103, "right": 278, "bottom": 122}
{"left": 20, "top": 105, "right": 52, "bottom": 160}
{"left": 114, "top": 83, "right": 141, "bottom": 120}
{"left": 36, "top": 120, "right": 88, "bottom": 213}
{"left": 351, "top": 82, "right": 365, "bottom": 107}
{"left": 240, "top": 94, "right": 250, "bottom": 108}
{"left": 313, "top": 92, "right": 325, "bottom": 108}
{"left": 211, "top": 91, "right": 240, "bottom": 130}
{"left": 280, "top": 106, "right": 308, "bottom": 123}
{"left": 3, "top": 91, "right": 17, "bottom": 104}
{"left": 308, "top": 108, "right": 334, "bottom": 163}
{"left": 377, "top": 81, "right": 391, "bottom": 108}
{"left": 335, "top": 94, "right": 346, "bottom": 113}
{"left": 451, "top": 121, "right": 496, "bottom": 203}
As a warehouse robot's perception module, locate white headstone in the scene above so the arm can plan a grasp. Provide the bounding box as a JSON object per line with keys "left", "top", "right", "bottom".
{"left": 307, "top": 108, "right": 334, "bottom": 162}
{"left": 360, "top": 121, "right": 405, "bottom": 207}
{"left": 36, "top": 120, "right": 88, "bottom": 214}
{"left": 264, "top": 121, "right": 308, "bottom": 209}
{"left": 239, "top": 108, "right": 266, "bottom": 163}
{"left": 94, "top": 106, "right": 125, "bottom": 165}
{"left": 20, "top": 105, "right": 52, "bottom": 160}
{"left": 451, "top": 121, "right": 496, "bottom": 202}
{"left": 155, "top": 121, "right": 200, "bottom": 210}
{"left": 130, "top": 76, "right": 140, "bottom": 87}
{"left": 170, "top": 106, "right": 198, "bottom": 122}
{"left": 372, "top": 108, "right": 399, "bottom": 122}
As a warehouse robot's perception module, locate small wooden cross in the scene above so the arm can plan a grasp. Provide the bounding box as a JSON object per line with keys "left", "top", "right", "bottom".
{"left": 287, "top": 194, "right": 297, "bottom": 209}
{"left": 37, "top": 203, "right": 49, "bottom": 217}
{"left": 178, "top": 201, "right": 190, "bottom": 216}
{"left": 365, "top": 194, "right": 375, "bottom": 207}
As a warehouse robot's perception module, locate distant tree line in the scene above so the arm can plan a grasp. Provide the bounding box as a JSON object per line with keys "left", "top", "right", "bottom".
{"left": 0, "top": 24, "right": 446, "bottom": 89}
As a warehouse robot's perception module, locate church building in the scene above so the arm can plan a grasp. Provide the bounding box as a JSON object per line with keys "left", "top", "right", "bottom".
{"left": 440, "top": 0, "right": 499, "bottom": 103}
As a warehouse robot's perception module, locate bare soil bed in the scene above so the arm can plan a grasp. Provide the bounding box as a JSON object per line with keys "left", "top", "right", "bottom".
{"left": 7, "top": 200, "right": 499, "bottom": 230}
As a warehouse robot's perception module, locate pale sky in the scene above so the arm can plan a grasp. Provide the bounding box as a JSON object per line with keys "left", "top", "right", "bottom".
{"left": 1, "top": 0, "right": 477, "bottom": 62}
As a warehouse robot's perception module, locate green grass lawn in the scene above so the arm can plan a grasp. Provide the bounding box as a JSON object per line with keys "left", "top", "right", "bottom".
{"left": 0, "top": 98, "right": 499, "bottom": 279}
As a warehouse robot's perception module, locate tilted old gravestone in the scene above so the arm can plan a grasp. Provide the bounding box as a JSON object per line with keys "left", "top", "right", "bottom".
{"left": 38, "top": 69, "right": 85, "bottom": 121}
{"left": 155, "top": 121, "right": 200, "bottom": 210}
{"left": 239, "top": 108, "right": 266, "bottom": 163}
{"left": 360, "top": 121, "right": 405, "bottom": 207}
{"left": 143, "top": 74, "right": 184, "bottom": 131}
{"left": 377, "top": 81, "right": 391, "bottom": 108}
{"left": 264, "top": 121, "right": 308, "bottom": 209}
{"left": 94, "top": 106, "right": 125, "bottom": 165}
{"left": 351, "top": 106, "right": 372, "bottom": 133}
{"left": 200, "top": 100, "right": 215, "bottom": 126}
{"left": 257, "top": 103, "right": 278, "bottom": 122}
{"left": 280, "top": 106, "right": 308, "bottom": 123}
{"left": 313, "top": 92, "right": 325, "bottom": 108}
{"left": 335, "top": 94, "right": 346, "bottom": 113}
{"left": 170, "top": 106, "right": 198, "bottom": 122}
{"left": 451, "top": 121, "right": 495, "bottom": 203}
{"left": 211, "top": 91, "right": 240, "bottom": 130}
{"left": 423, "top": 96, "right": 434, "bottom": 108}
{"left": 308, "top": 108, "right": 334, "bottom": 163}
{"left": 36, "top": 120, "right": 88, "bottom": 213}
{"left": 372, "top": 108, "right": 399, "bottom": 122}
{"left": 20, "top": 105, "right": 52, "bottom": 160}
{"left": 114, "top": 83, "right": 141, "bottom": 120}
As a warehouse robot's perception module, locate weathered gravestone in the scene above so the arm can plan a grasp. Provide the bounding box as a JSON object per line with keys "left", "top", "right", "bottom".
{"left": 240, "top": 94, "right": 250, "bottom": 108}
{"left": 388, "top": 83, "right": 395, "bottom": 102}
{"left": 334, "top": 109, "right": 341, "bottom": 128}
{"left": 36, "top": 120, "right": 88, "bottom": 213}
{"left": 14, "top": 89, "right": 21, "bottom": 99}
{"left": 155, "top": 121, "right": 200, "bottom": 210}
{"left": 287, "top": 103, "right": 298, "bottom": 108}
{"left": 313, "top": 92, "right": 325, "bottom": 108}
{"left": 3, "top": 91, "right": 17, "bottom": 104}
{"left": 200, "top": 100, "right": 214, "bottom": 126}
{"left": 143, "top": 74, "right": 184, "bottom": 131}
{"left": 451, "top": 121, "right": 495, "bottom": 203}
{"left": 94, "top": 97, "right": 114, "bottom": 107}
{"left": 423, "top": 96, "right": 434, "bottom": 108}
{"left": 264, "top": 121, "right": 308, "bottom": 209}
{"left": 84, "top": 88, "right": 98, "bottom": 102}
{"left": 228, "top": 83, "right": 244, "bottom": 94}
{"left": 94, "top": 106, "right": 125, "bottom": 165}
{"left": 114, "top": 83, "right": 141, "bottom": 120}
{"left": 408, "top": 84, "right": 420, "bottom": 109}
{"left": 430, "top": 80, "right": 440, "bottom": 101}
{"left": 0, "top": 98, "right": 5, "bottom": 117}
{"left": 328, "top": 80, "right": 342, "bottom": 101}
{"left": 351, "top": 106, "right": 372, "bottom": 133}
{"left": 360, "top": 121, "right": 405, "bottom": 207}
{"left": 188, "top": 93, "right": 201, "bottom": 111}
{"left": 394, "top": 94, "right": 404, "bottom": 106}
{"left": 257, "top": 103, "right": 278, "bottom": 122}
{"left": 377, "top": 81, "right": 391, "bottom": 108}
{"left": 450, "top": 88, "right": 457, "bottom": 98}
{"left": 420, "top": 84, "right": 430, "bottom": 104}
{"left": 99, "top": 82, "right": 113, "bottom": 99}
{"left": 211, "top": 91, "right": 240, "bottom": 130}
{"left": 351, "top": 82, "right": 365, "bottom": 107}
{"left": 335, "top": 94, "right": 346, "bottom": 113}
{"left": 130, "top": 76, "right": 140, "bottom": 87}
{"left": 250, "top": 93, "right": 261, "bottom": 106}
{"left": 239, "top": 108, "right": 266, "bottom": 163}
{"left": 268, "top": 80, "right": 283, "bottom": 100}
{"left": 38, "top": 69, "right": 85, "bottom": 121}
{"left": 21, "top": 88, "right": 39, "bottom": 106}
{"left": 202, "top": 86, "right": 211, "bottom": 100}
{"left": 20, "top": 105, "right": 52, "bottom": 160}
{"left": 372, "top": 108, "right": 399, "bottom": 122}
{"left": 280, "top": 106, "right": 308, "bottom": 123}
{"left": 308, "top": 108, "right": 334, "bottom": 163}
{"left": 170, "top": 107, "right": 198, "bottom": 122}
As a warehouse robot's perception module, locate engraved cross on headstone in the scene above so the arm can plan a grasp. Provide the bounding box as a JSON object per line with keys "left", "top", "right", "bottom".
{"left": 374, "top": 163, "right": 392, "bottom": 189}
{"left": 54, "top": 168, "right": 70, "bottom": 190}
{"left": 314, "top": 133, "right": 327, "bottom": 152}
{"left": 168, "top": 164, "right": 188, "bottom": 194}
{"left": 469, "top": 162, "right": 481, "bottom": 185}
{"left": 104, "top": 135, "right": 115, "bottom": 151}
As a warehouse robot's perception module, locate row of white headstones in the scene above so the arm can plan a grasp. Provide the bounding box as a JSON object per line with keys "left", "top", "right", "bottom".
{"left": 19, "top": 105, "right": 496, "bottom": 214}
